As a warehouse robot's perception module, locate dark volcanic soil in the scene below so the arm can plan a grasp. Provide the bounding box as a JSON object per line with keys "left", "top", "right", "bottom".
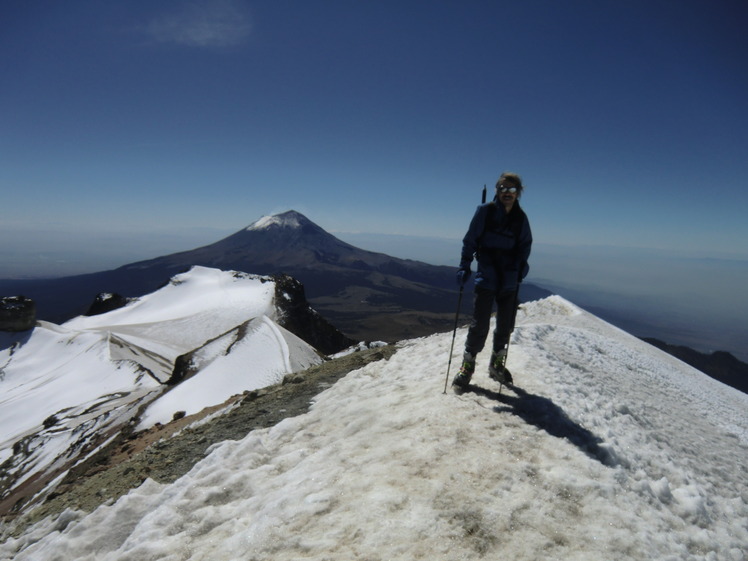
{"left": 5, "top": 344, "right": 397, "bottom": 536}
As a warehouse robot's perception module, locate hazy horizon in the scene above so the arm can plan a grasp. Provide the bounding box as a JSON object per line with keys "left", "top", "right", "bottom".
{"left": 1, "top": 225, "right": 745, "bottom": 362}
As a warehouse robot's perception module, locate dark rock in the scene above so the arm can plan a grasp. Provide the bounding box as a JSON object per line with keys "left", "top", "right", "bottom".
{"left": 85, "top": 293, "right": 129, "bottom": 316}
{"left": 272, "top": 273, "right": 355, "bottom": 355}
{"left": 169, "top": 352, "right": 198, "bottom": 386}
{"left": 0, "top": 296, "right": 36, "bottom": 332}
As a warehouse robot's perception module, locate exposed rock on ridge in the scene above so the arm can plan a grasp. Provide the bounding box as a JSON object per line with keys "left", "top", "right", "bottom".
{"left": 0, "top": 297, "right": 35, "bottom": 332}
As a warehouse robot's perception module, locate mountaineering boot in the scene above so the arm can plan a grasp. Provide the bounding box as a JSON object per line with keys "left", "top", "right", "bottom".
{"left": 489, "top": 348, "right": 513, "bottom": 385}
{"left": 452, "top": 352, "right": 475, "bottom": 390}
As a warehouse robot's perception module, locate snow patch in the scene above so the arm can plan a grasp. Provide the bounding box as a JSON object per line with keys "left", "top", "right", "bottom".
{"left": 246, "top": 212, "right": 303, "bottom": 231}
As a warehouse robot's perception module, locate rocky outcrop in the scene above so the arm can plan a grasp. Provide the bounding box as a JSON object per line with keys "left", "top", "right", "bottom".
{"left": 85, "top": 292, "right": 129, "bottom": 316}
{"left": 0, "top": 296, "right": 36, "bottom": 332}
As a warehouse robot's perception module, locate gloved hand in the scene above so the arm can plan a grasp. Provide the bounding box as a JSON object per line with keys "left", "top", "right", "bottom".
{"left": 456, "top": 268, "right": 471, "bottom": 287}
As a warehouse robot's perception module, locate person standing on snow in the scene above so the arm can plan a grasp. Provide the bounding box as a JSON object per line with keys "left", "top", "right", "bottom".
{"left": 452, "top": 172, "right": 533, "bottom": 390}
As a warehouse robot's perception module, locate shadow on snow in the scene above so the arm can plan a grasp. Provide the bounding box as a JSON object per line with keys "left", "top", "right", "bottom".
{"left": 465, "top": 384, "right": 619, "bottom": 467}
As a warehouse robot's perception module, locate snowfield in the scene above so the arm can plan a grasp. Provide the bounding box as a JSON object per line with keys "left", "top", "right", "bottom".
{"left": 2, "top": 295, "right": 747, "bottom": 560}
{"left": 0, "top": 267, "right": 322, "bottom": 510}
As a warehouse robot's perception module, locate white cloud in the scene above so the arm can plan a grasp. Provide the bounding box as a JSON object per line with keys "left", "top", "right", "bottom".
{"left": 143, "top": 0, "right": 252, "bottom": 48}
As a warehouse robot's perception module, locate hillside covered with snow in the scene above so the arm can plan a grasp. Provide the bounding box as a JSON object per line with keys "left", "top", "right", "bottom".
{"left": 2, "top": 294, "right": 746, "bottom": 560}
{"left": 0, "top": 267, "right": 323, "bottom": 517}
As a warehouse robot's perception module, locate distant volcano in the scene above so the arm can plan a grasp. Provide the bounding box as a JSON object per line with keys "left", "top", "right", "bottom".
{"left": 120, "top": 210, "right": 432, "bottom": 275}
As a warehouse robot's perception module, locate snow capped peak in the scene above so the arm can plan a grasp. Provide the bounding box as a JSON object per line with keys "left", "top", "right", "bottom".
{"left": 246, "top": 210, "right": 306, "bottom": 232}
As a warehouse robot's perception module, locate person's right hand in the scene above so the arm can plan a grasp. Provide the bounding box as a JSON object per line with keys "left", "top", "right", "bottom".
{"left": 456, "top": 268, "right": 471, "bottom": 287}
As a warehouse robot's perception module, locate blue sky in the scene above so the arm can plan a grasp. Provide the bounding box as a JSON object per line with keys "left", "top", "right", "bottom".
{"left": 2, "top": 0, "right": 747, "bottom": 255}
{"left": 1, "top": 1, "right": 747, "bottom": 355}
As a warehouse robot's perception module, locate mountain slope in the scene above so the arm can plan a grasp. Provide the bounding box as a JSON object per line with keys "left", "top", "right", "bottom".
{"left": 2, "top": 296, "right": 746, "bottom": 560}
{"left": 0, "top": 210, "right": 551, "bottom": 342}
{"left": 642, "top": 337, "right": 748, "bottom": 394}
{"left": 129, "top": 210, "right": 397, "bottom": 271}
{"left": 0, "top": 267, "right": 327, "bottom": 517}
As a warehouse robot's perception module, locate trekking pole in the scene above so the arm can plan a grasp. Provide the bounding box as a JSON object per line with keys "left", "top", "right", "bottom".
{"left": 443, "top": 286, "right": 464, "bottom": 393}
{"left": 444, "top": 184, "right": 484, "bottom": 394}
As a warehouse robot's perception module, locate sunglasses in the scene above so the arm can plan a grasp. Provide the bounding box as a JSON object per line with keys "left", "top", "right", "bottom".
{"left": 498, "top": 186, "right": 518, "bottom": 194}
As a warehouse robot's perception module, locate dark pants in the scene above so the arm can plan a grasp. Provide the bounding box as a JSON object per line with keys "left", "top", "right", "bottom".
{"left": 464, "top": 287, "right": 518, "bottom": 357}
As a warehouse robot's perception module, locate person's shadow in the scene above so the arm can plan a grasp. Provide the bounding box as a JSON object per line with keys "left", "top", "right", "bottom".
{"left": 465, "top": 384, "right": 619, "bottom": 467}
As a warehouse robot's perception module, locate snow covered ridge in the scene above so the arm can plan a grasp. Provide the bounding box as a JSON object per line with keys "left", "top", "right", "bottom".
{"left": 0, "top": 267, "right": 323, "bottom": 517}
{"left": 2, "top": 294, "right": 746, "bottom": 560}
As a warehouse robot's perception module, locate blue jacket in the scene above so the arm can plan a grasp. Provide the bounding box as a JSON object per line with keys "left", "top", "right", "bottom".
{"left": 459, "top": 200, "right": 532, "bottom": 292}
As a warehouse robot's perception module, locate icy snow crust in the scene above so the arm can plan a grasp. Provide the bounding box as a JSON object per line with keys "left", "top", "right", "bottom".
{"left": 3, "top": 296, "right": 747, "bottom": 560}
